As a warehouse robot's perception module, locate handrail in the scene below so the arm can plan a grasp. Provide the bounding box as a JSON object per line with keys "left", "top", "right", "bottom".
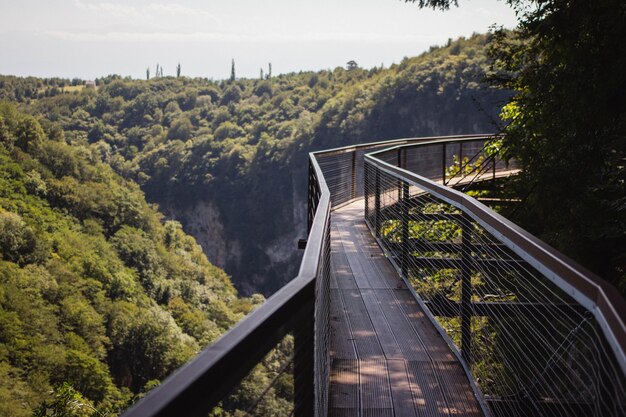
{"left": 364, "top": 137, "right": 626, "bottom": 416}
{"left": 122, "top": 143, "right": 333, "bottom": 417}
{"left": 364, "top": 146, "right": 626, "bottom": 374}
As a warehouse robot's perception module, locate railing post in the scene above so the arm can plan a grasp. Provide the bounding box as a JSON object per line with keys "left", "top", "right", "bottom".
{"left": 397, "top": 148, "right": 403, "bottom": 203}
{"left": 401, "top": 181, "right": 409, "bottom": 276}
{"left": 460, "top": 212, "right": 472, "bottom": 364}
{"left": 364, "top": 162, "right": 369, "bottom": 220}
{"left": 351, "top": 150, "right": 356, "bottom": 200}
{"left": 293, "top": 290, "right": 315, "bottom": 417}
{"left": 307, "top": 160, "right": 314, "bottom": 233}
{"left": 403, "top": 147, "right": 407, "bottom": 170}
{"left": 374, "top": 168, "right": 381, "bottom": 238}
{"left": 442, "top": 143, "right": 447, "bottom": 185}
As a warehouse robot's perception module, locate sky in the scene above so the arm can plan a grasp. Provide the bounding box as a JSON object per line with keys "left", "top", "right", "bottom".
{"left": 0, "top": 0, "right": 518, "bottom": 80}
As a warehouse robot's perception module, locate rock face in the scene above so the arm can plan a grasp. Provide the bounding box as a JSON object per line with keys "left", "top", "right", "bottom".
{"left": 167, "top": 200, "right": 235, "bottom": 269}
{"left": 163, "top": 182, "right": 306, "bottom": 296}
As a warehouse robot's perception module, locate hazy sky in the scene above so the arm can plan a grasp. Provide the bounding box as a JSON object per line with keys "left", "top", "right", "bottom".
{"left": 0, "top": 0, "right": 518, "bottom": 80}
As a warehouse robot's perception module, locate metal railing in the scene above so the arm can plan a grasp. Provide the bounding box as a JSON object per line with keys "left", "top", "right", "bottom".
{"left": 364, "top": 137, "right": 626, "bottom": 417}
{"left": 122, "top": 148, "right": 332, "bottom": 417}
{"left": 122, "top": 134, "right": 625, "bottom": 417}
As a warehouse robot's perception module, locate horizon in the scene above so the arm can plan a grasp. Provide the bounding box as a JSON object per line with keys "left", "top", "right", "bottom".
{"left": 0, "top": 0, "right": 517, "bottom": 80}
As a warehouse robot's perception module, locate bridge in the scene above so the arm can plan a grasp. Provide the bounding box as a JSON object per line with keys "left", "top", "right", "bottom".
{"left": 123, "top": 135, "right": 626, "bottom": 417}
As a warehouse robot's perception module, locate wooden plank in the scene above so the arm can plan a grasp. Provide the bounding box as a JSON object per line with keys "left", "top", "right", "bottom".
{"left": 406, "top": 361, "right": 451, "bottom": 417}
{"left": 331, "top": 252, "right": 358, "bottom": 290}
{"left": 334, "top": 223, "right": 359, "bottom": 253}
{"left": 362, "top": 409, "right": 394, "bottom": 417}
{"left": 373, "top": 290, "right": 431, "bottom": 361}
{"left": 330, "top": 289, "right": 357, "bottom": 360}
{"left": 339, "top": 289, "right": 385, "bottom": 359}
{"left": 360, "top": 359, "right": 393, "bottom": 410}
{"left": 392, "top": 289, "right": 456, "bottom": 362}
{"left": 330, "top": 225, "right": 345, "bottom": 254}
{"left": 329, "top": 408, "right": 359, "bottom": 417}
{"left": 345, "top": 251, "right": 374, "bottom": 289}
{"left": 387, "top": 359, "right": 419, "bottom": 417}
{"left": 370, "top": 257, "right": 403, "bottom": 289}
{"left": 356, "top": 257, "right": 391, "bottom": 289}
{"left": 433, "top": 361, "right": 482, "bottom": 417}
{"left": 329, "top": 359, "right": 359, "bottom": 409}
{"left": 360, "top": 289, "right": 404, "bottom": 359}
{"left": 336, "top": 221, "right": 381, "bottom": 256}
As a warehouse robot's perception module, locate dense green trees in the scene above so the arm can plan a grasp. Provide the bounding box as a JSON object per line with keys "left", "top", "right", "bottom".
{"left": 489, "top": 0, "right": 626, "bottom": 290}
{"left": 405, "top": 0, "right": 626, "bottom": 290}
{"left": 0, "top": 104, "right": 287, "bottom": 416}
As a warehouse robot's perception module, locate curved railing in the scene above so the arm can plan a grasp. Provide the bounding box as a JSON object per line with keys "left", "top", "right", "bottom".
{"left": 122, "top": 134, "right": 625, "bottom": 417}
{"left": 364, "top": 139, "right": 626, "bottom": 417}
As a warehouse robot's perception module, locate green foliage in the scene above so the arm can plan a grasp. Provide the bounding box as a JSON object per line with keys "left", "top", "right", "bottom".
{"left": 33, "top": 382, "right": 105, "bottom": 417}
{"left": 489, "top": 0, "right": 626, "bottom": 290}
{"left": 0, "top": 104, "right": 268, "bottom": 414}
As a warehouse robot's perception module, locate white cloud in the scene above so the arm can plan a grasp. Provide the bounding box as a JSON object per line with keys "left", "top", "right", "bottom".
{"left": 40, "top": 29, "right": 440, "bottom": 44}
{"left": 148, "top": 3, "right": 219, "bottom": 22}
{"left": 73, "top": 0, "right": 144, "bottom": 20}
{"left": 72, "top": 0, "right": 219, "bottom": 23}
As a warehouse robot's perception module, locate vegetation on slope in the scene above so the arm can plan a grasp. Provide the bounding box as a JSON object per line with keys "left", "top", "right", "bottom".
{"left": 0, "top": 103, "right": 292, "bottom": 416}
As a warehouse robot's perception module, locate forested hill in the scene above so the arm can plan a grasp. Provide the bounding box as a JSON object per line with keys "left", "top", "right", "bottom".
{"left": 0, "top": 33, "right": 509, "bottom": 295}
{"left": 0, "top": 103, "right": 291, "bottom": 416}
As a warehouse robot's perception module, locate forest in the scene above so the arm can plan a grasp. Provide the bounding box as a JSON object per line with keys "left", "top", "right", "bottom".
{"left": 0, "top": 33, "right": 509, "bottom": 296}
{"left": 0, "top": 0, "right": 624, "bottom": 412}
{"left": 0, "top": 103, "right": 292, "bottom": 415}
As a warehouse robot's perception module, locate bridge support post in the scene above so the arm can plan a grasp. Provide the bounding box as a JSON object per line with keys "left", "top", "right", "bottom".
{"left": 460, "top": 213, "right": 472, "bottom": 364}
{"left": 293, "top": 291, "right": 315, "bottom": 417}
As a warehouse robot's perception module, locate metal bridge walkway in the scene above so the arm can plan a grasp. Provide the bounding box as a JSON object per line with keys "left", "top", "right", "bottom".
{"left": 329, "top": 199, "right": 483, "bottom": 417}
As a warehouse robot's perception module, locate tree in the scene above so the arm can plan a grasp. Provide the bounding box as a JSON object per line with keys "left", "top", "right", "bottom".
{"left": 488, "top": 0, "right": 626, "bottom": 289}
{"left": 146, "top": 67, "right": 150, "bottom": 80}
{"left": 267, "top": 62, "right": 272, "bottom": 79}
{"left": 407, "top": 0, "right": 626, "bottom": 289}
{"left": 176, "top": 62, "right": 181, "bottom": 78}
{"left": 404, "top": 0, "right": 457, "bottom": 10}
{"left": 230, "top": 59, "right": 236, "bottom": 82}
{"left": 155, "top": 63, "right": 160, "bottom": 78}
{"left": 346, "top": 60, "right": 358, "bottom": 70}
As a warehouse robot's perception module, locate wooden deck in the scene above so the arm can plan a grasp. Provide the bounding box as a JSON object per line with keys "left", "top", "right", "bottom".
{"left": 329, "top": 200, "right": 484, "bottom": 417}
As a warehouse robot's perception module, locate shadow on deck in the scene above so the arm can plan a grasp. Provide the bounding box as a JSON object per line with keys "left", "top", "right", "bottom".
{"left": 329, "top": 200, "right": 483, "bottom": 417}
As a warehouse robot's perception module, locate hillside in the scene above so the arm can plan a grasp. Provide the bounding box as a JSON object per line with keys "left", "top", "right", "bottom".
{"left": 0, "top": 33, "right": 508, "bottom": 295}
{"left": 0, "top": 103, "right": 294, "bottom": 416}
